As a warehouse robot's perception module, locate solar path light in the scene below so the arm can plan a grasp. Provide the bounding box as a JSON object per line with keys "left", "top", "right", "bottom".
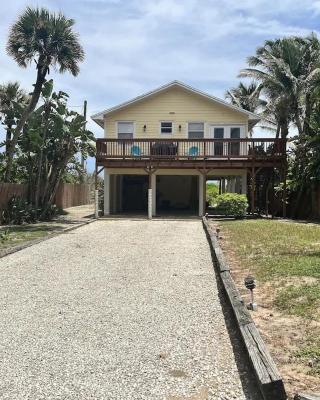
{"left": 244, "top": 275, "right": 257, "bottom": 311}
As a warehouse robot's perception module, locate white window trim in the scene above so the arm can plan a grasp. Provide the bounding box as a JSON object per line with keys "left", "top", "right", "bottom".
{"left": 116, "top": 120, "right": 135, "bottom": 139}
{"left": 159, "top": 120, "right": 174, "bottom": 135}
{"left": 187, "top": 121, "right": 205, "bottom": 139}
{"left": 207, "top": 124, "right": 246, "bottom": 139}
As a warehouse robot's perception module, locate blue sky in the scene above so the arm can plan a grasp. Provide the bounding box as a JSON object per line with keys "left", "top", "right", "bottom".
{"left": 1, "top": 0, "right": 320, "bottom": 171}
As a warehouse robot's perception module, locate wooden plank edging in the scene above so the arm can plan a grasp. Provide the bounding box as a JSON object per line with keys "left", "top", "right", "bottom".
{"left": 202, "top": 216, "right": 287, "bottom": 400}
{"left": 294, "top": 394, "right": 320, "bottom": 400}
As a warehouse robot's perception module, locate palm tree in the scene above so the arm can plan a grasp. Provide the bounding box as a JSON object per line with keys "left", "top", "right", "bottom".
{"left": 0, "top": 82, "right": 27, "bottom": 156}
{"left": 225, "top": 81, "right": 264, "bottom": 113}
{"left": 5, "top": 6, "right": 84, "bottom": 181}
{"left": 239, "top": 35, "right": 320, "bottom": 139}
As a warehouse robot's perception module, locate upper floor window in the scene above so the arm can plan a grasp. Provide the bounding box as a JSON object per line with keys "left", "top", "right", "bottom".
{"left": 117, "top": 121, "right": 134, "bottom": 139}
{"left": 230, "top": 127, "right": 241, "bottom": 138}
{"left": 188, "top": 122, "right": 204, "bottom": 139}
{"left": 160, "top": 121, "right": 173, "bottom": 134}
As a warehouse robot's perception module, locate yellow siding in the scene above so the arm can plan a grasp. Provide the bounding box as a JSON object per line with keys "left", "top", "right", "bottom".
{"left": 104, "top": 86, "right": 248, "bottom": 139}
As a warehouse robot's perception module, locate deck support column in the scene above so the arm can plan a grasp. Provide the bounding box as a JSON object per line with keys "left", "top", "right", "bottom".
{"left": 250, "top": 168, "right": 255, "bottom": 215}
{"left": 282, "top": 164, "right": 287, "bottom": 218}
{"left": 221, "top": 178, "right": 226, "bottom": 194}
{"left": 198, "top": 174, "right": 205, "bottom": 216}
{"left": 241, "top": 172, "right": 247, "bottom": 195}
{"left": 94, "top": 164, "right": 98, "bottom": 219}
{"left": 148, "top": 172, "right": 152, "bottom": 220}
{"left": 104, "top": 170, "right": 110, "bottom": 216}
{"left": 151, "top": 173, "right": 156, "bottom": 216}
{"left": 231, "top": 177, "right": 236, "bottom": 193}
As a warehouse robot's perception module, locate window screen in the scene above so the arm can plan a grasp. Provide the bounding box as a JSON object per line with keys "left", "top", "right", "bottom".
{"left": 214, "top": 127, "right": 224, "bottom": 138}
{"left": 230, "top": 127, "right": 241, "bottom": 155}
{"left": 230, "top": 127, "right": 241, "bottom": 138}
{"left": 161, "top": 121, "right": 173, "bottom": 134}
{"left": 118, "top": 122, "right": 134, "bottom": 139}
{"left": 214, "top": 127, "right": 224, "bottom": 155}
{"left": 188, "top": 122, "right": 204, "bottom": 139}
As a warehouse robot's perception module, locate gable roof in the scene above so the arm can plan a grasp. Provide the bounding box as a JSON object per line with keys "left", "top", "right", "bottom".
{"left": 91, "top": 80, "right": 260, "bottom": 128}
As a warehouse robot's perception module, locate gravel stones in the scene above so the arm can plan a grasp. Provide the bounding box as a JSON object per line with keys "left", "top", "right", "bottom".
{"left": 0, "top": 219, "right": 261, "bottom": 399}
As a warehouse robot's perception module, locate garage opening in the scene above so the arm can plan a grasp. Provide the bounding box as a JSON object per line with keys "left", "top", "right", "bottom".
{"left": 121, "top": 175, "right": 148, "bottom": 213}
{"left": 156, "top": 175, "right": 198, "bottom": 215}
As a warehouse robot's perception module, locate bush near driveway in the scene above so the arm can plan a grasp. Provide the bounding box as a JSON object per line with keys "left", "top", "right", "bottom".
{"left": 215, "top": 193, "right": 248, "bottom": 217}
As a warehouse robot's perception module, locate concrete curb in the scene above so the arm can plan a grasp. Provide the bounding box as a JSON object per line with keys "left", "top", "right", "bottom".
{"left": 0, "top": 218, "right": 97, "bottom": 259}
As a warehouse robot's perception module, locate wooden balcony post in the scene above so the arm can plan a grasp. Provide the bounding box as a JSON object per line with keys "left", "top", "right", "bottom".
{"left": 250, "top": 167, "right": 255, "bottom": 215}
{"left": 151, "top": 173, "right": 156, "bottom": 216}
{"left": 94, "top": 164, "right": 99, "bottom": 219}
{"left": 282, "top": 164, "right": 287, "bottom": 218}
{"left": 198, "top": 174, "right": 205, "bottom": 216}
{"left": 122, "top": 141, "right": 125, "bottom": 160}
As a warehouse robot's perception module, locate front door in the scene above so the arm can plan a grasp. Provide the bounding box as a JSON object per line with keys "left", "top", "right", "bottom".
{"left": 208, "top": 126, "right": 225, "bottom": 156}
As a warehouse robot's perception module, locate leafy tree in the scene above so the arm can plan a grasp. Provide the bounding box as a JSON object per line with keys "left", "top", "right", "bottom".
{"left": 6, "top": 81, "right": 96, "bottom": 220}
{"left": 0, "top": 82, "right": 27, "bottom": 155}
{"left": 5, "top": 6, "right": 84, "bottom": 182}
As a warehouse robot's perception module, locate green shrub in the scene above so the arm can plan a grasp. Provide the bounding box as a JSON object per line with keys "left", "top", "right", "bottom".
{"left": 215, "top": 193, "right": 248, "bottom": 217}
{"left": 2, "top": 196, "right": 61, "bottom": 225}
{"left": 41, "top": 204, "right": 60, "bottom": 220}
{"left": 2, "top": 196, "right": 38, "bottom": 224}
{"left": 0, "top": 229, "right": 10, "bottom": 243}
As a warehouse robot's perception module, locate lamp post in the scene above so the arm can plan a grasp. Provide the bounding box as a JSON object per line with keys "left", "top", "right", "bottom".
{"left": 244, "top": 275, "right": 257, "bottom": 311}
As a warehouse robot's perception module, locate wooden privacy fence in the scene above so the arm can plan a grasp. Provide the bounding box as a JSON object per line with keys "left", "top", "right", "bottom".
{"left": 0, "top": 183, "right": 93, "bottom": 214}
{"left": 54, "top": 183, "right": 92, "bottom": 209}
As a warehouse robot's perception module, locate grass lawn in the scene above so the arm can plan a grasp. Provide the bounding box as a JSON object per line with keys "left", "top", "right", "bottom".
{"left": 0, "top": 224, "right": 66, "bottom": 255}
{"left": 217, "top": 219, "right": 320, "bottom": 395}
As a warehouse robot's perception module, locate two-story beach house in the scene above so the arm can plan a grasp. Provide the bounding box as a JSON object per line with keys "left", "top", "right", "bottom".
{"left": 92, "top": 81, "right": 286, "bottom": 218}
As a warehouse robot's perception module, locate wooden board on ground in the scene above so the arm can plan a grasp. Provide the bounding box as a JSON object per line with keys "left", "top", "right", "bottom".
{"left": 294, "top": 394, "right": 320, "bottom": 400}
{"left": 202, "top": 217, "right": 287, "bottom": 400}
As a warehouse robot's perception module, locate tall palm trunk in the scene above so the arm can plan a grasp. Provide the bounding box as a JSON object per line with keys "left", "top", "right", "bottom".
{"left": 34, "top": 102, "right": 51, "bottom": 211}
{"left": 5, "top": 124, "right": 12, "bottom": 157}
{"left": 4, "top": 59, "right": 47, "bottom": 182}
{"left": 304, "top": 93, "right": 312, "bottom": 137}
{"left": 280, "top": 121, "right": 289, "bottom": 139}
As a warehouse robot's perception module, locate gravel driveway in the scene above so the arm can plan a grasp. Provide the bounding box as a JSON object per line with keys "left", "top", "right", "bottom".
{"left": 0, "top": 219, "right": 260, "bottom": 400}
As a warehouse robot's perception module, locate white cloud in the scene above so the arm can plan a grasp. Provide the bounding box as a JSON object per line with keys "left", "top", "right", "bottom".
{"left": 0, "top": 0, "right": 319, "bottom": 171}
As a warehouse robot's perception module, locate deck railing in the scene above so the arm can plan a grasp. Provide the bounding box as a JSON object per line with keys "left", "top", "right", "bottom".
{"left": 96, "top": 138, "right": 286, "bottom": 162}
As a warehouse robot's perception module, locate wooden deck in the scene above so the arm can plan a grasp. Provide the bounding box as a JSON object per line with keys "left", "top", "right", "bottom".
{"left": 96, "top": 138, "right": 286, "bottom": 169}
